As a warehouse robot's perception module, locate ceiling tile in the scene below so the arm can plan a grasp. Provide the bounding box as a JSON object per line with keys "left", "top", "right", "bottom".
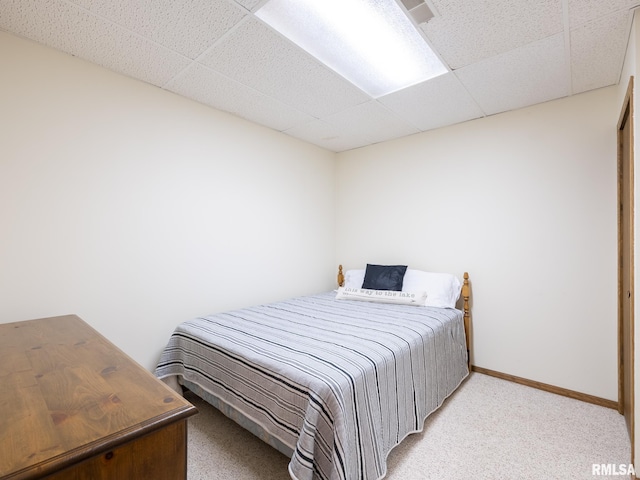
{"left": 285, "top": 120, "right": 375, "bottom": 152}
{"left": 378, "top": 72, "right": 485, "bottom": 131}
{"left": 568, "top": 0, "right": 640, "bottom": 27}
{"left": 197, "top": 17, "right": 370, "bottom": 118}
{"left": 422, "top": 0, "right": 563, "bottom": 69}
{"left": 323, "top": 101, "right": 421, "bottom": 144}
{"left": 455, "top": 33, "right": 568, "bottom": 116}
{"left": 571, "top": 10, "right": 631, "bottom": 94}
{"left": 166, "top": 63, "right": 314, "bottom": 131}
{"left": 286, "top": 102, "right": 421, "bottom": 152}
{"left": 68, "top": 0, "right": 246, "bottom": 59}
{"left": 0, "top": 0, "right": 191, "bottom": 87}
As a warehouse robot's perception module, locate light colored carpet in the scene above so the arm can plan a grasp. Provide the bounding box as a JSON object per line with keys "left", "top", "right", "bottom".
{"left": 186, "top": 372, "right": 630, "bottom": 480}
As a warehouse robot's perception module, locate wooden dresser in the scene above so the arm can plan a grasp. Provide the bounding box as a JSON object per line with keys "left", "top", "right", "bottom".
{"left": 0, "top": 315, "right": 197, "bottom": 480}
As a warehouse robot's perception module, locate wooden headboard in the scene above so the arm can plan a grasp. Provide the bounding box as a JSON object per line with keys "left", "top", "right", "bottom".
{"left": 336, "top": 265, "right": 471, "bottom": 368}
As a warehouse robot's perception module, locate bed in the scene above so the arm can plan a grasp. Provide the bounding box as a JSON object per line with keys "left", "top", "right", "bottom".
{"left": 155, "top": 265, "right": 471, "bottom": 480}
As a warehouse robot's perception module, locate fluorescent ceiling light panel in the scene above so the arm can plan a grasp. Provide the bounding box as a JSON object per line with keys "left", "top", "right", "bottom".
{"left": 256, "top": 0, "right": 448, "bottom": 98}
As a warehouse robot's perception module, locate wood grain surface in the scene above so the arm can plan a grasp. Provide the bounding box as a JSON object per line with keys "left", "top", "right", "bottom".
{"left": 0, "top": 315, "right": 196, "bottom": 480}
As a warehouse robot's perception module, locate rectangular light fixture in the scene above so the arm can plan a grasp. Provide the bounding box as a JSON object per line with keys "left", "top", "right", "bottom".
{"left": 255, "top": 0, "right": 448, "bottom": 98}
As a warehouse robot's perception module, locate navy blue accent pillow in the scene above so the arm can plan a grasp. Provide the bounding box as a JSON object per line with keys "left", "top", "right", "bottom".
{"left": 362, "top": 264, "right": 407, "bottom": 291}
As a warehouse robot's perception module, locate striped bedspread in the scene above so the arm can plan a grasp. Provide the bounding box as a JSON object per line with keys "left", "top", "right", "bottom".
{"left": 155, "top": 291, "right": 468, "bottom": 480}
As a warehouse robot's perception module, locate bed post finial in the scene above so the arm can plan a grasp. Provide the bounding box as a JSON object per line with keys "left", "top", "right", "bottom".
{"left": 338, "top": 265, "right": 345, "bottom": 287}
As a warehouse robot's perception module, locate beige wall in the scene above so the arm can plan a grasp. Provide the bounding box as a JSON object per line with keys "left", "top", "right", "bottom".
{"left": 0, "top": 32, "right": 337, "bottom": 370}
{"left": 336, "top": 86, "right": 619, "bottom": 401}
{"left": 0, "top": 28, "right": 624, "bottom": 406}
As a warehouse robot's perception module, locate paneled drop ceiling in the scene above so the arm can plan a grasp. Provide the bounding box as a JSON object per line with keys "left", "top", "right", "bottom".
{"left": 1, "top": 0, "right": 638, "bottom": 152}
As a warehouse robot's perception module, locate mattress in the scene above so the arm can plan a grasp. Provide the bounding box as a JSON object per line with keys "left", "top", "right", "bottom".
{"left": 155, "top": 290, "right": 468, "bottom": 480}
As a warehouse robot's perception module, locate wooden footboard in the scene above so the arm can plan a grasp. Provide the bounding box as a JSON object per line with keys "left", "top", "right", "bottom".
{"left": 462, "top": 272, "right": 471, "bottom": 369}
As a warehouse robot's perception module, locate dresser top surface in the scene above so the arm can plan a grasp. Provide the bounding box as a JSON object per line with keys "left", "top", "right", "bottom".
{"left": 0, "top": 314, "right": 196, "bottom": 479}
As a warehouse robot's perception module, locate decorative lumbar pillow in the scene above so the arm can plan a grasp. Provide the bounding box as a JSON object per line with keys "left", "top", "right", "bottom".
{"left": 362, "top": 264, "right": 407, "bottom": 291}
{"left": 336, "top": 287, "right": 427, "bottom": 306}
{"left": 402, "top": 269, "right": 462, "bottom": 308}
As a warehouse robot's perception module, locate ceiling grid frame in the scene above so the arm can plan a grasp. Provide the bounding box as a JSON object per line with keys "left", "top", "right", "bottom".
{"left": 1, "top": 0, "right": 638, "bottom": 151}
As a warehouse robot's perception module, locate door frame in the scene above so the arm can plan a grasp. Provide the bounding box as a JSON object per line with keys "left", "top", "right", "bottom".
{"left": 618, "top": 76, "right": 635, "bottom": 455}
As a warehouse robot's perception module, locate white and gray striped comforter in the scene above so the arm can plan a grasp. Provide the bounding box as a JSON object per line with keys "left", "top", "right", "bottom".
{"left": 155, "top": 291, "right": 468, "bottom": 480}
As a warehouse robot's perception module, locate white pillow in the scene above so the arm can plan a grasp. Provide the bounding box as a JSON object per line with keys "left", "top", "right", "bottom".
{"left": 344, "top": 269, "right": 365, "bottom": 288}
{"left": 402, "top": 269, "right": 461, "bottom": 308}
{"left": 336, "top": 287, "right": 427, "bottom": 306}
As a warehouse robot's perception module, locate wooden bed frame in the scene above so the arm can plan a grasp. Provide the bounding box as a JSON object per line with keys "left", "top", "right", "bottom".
{"left": 337, "top": 265, "right": 471, "bottom": 368}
